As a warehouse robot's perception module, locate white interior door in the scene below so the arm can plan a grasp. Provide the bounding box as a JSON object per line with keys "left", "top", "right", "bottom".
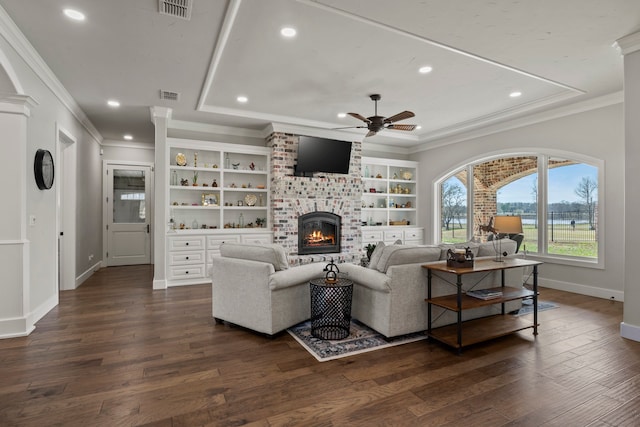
{"left": 105, "top": 164, "right": 152, "bottom": 266}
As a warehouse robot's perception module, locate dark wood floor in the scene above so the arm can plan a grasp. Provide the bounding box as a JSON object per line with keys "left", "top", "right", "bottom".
{"left": 0, "top": 265, "right": 639, "bottom": 426}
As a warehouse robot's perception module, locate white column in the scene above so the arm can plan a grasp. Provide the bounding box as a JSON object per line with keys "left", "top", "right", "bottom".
{"left": 0, "top": 95, "right": 36, "bottom": 338}
{"left": 150, "top": 107, "right": 171, "bottom": 289}
{"left": 617, "top": 32, "right": 640, "bottom": 341}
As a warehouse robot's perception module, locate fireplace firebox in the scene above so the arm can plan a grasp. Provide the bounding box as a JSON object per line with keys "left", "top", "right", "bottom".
{"left": 298, "top": 212, "right": 341, "bottom": 255}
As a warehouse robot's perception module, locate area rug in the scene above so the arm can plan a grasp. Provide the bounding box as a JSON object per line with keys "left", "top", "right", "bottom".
{"left": 511, "top": 299, "right": 558, "bottom": 316}
{"left": 287, "top": 319, "right": 428, "bottom": 362}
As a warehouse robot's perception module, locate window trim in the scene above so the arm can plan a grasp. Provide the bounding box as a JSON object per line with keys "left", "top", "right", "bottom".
{"left": 435, "top": 149, "right": 604, "bottom": 269}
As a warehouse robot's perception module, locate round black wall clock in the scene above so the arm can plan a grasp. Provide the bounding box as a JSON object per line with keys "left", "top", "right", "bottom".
{"left": 34, "top": 149, "right": 54, "bottom": 190}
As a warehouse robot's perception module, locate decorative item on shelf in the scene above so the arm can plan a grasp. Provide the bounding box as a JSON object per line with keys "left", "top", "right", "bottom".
{"left": 256, "top": 184, "right": 265, "bottom": 189}
{"left": 204, "top": 163, "right": 208, "bottom": 168}
{"left": 364, "top": 165, "right": 369, "bottom": 177}
{"left": 244, "top": 193, "right": 257, "bottom": 206}
{"left": 241, "top": 184, "right": 247, "bottom": 188}
{"left": 192, "top": 219, "right": 199, "bottom": 230}
{"left": 389, "top": 220, "right": 409, "bottom": 225}
{"left": 446, "top": 247, "right": 474, "bottom": 268}
{"left": 179, "top": 222, "right": 185, "bottom": 229}
{"left": 192, "top": 172, "right": 198, "bottom": 186}
{"left": 180, "top": 178, "right": 189, "bottom": 186}
{"left": 323, "top": 258, "right": 340, "bottom": 284}
{"left": 401, "top": 170, "right": 413, "bottom": 180}
{"left": 225, "top": 153, "right": 230, "bottom": 169}
{"left": 376, "top": 173, "right": 382, "bottom": 178}
{"left": 405, "top": 201, "right": 412, "bottom": 208}
{"left": 393, "top": 172, "right": 398, "bottom": 179}
{"left": 175, "top": 152, "right": 187, "bottom": 166}
{"left": 212, "top": 179, "right": 217, "bottom": 187}
{"left": 193, "top": 152, "right": 198, "bottom": 167}
{"left": 212, "top": 164, "right": 218, "bottom": 169}
{"left": 202, "top": 183, "right": 208, "bottom": 187}
{"left": 404, "top": 187, "right": 411, "bottom": 194}
{"left": 239, "top": 213, "right": 244, "bottom": 228}
{"left": 258, "top": 194, "right": 264, "bottom": 206}
{"left": 369, "top": 188, "right": 376, "bottom": 193}
{"left": 249, "top": 162, "right": 255, "bottom": 170}
{"left": 395, "top": 184, "right": 402, "bottom": 193}
{"left": 232, "top": 163, "right": 240, "bottom": 170}
{"left": 230, "top": 182, "right": 236, "bottom": 188}
{"left": 171, "top": 170, "right": 178, "bottom": 186}
{"left": 237, "top": 200, "right": 243, "bottom": 206}
{"left": 256, "top": 217, "right": 265, "bottom": 228}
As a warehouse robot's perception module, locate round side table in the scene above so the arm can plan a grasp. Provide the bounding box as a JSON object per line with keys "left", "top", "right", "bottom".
{"left": 309, "top": 278, "right": 353, "bottom": 340}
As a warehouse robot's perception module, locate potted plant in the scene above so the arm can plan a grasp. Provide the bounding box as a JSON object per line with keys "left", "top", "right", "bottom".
{"left": 192, "top": 171, "right": 198, "bottom": 186}
{"left": 365, "top": 243, "right": 377, "bottom": 260}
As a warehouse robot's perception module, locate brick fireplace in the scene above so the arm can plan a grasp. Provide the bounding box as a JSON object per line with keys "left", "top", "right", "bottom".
{"left": 267, "top": 132, "right": 363, "bottom": 265}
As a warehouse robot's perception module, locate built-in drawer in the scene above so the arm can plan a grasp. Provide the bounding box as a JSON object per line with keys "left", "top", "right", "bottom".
{"left": 168, "top": 264, "right": 206, "bottom": 280}
{"left": 384, "top": 229, "right": 403, "bottom": 242}
{"left": 362, "top": 230, "right": 384, "bottom": 242}
{"left": 168, "top": 235, "right": 205, "bottom": 251}
{"left": 206, "top": 235, "right": 241, "bottom": 251}
{"left": 403, "top": 228, "right": 424, "bottom": 242}
{"left": 169, "top": 250, "right": 205, "bottom": 266}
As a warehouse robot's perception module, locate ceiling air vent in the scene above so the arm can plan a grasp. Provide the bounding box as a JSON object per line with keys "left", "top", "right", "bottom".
{"left": 160, "top": 90, "right": 180, "bottom": 101}
{"left": 158, "top": 0, "right": 192, "bottom": 20}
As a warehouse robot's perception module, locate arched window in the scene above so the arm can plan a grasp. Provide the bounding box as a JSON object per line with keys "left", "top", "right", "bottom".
{"left": 437, "top": 152, "right": 603, "bottom": 266}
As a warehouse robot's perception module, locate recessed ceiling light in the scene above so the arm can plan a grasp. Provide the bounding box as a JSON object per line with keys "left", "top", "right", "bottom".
{"left": 63, "top": 8, "right": 85, "bottom": 21}
{"left": 236, "top": 95, "right": 248, "bottom": 103}
{"left": 416, "top": 125, "right": 422, "bottom": 130}
{"left": 281, "top": 27, "right": 296, "bottom": 38}
{"left": 107, "top": 100, "right": 120, "bottom": 107}
{"left": 418, "top": 66, "right": 433, "bottom": 74}
{"left": 123, "top": 135, "right": 133, "bottom": 141}
{"left": 337, "top": 112, "right": 347, "bottom": 118}
{"left": 510, "top": 91, "right": 522, "bottom": 98}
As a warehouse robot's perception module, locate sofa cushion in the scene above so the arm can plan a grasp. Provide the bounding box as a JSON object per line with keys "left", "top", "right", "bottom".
{"left": 477, "top": 238, "right": 517, "bottom": 257}
{"left": 220, "top": 242, "right": 289, "bottom": 271}
{"left": 375, "top": 245, "right": 441, "bottom": 273}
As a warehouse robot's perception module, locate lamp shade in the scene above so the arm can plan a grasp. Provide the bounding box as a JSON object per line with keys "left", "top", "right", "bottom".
{"left": 492, "top": 215, "right": 523, "bottom": 234}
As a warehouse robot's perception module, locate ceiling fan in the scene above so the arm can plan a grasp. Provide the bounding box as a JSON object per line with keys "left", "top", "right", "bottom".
{"left": 341, "top": 94, "right": 417, "bottom": 137}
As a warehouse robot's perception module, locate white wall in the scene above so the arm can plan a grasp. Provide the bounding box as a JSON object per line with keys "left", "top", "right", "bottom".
{"left": 0, "top": 27, "right": 102, "bottom": 335}
{"left": 412, "top": 103, "right": 625, "bottom": 300}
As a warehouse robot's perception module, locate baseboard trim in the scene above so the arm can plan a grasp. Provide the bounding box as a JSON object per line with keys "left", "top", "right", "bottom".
{"left": 76, "top": 260, "right": 102, "bottom": 288}
{"left": 620, "top": 322, "right": 640, "bottom": 342}
{"left": 0, "top": 317, "right": 34, "bottom": 339}
{"left": 153, "top": 279, "right": 167, "bottom": 290}
{"left": 530, "top": 277, "right": 624, "bottom": 302}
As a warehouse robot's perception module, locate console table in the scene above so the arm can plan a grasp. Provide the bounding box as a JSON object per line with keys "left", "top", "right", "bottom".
{"left": 422, "top": 257, "right": 542, "bottom": 353}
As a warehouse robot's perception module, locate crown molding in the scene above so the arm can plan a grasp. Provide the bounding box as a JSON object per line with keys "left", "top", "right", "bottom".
{"left": 101, "top": 140, "right": 155, "bottom": 150}
{"left": 169, "top": 118, "right": 263, "bottom": 139}
{"left": 0, "top": 5, "right": 103, "bottom": 144}
{"left": 410, "top": 91, "right": 623, "bottom": 153}
{"left": 615, "top": 31, "right": 640, "bottom": 55}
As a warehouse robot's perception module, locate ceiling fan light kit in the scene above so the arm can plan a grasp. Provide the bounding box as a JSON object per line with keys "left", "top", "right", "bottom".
{"left": 345, "top": 94, "right": 417, "bottom": 137}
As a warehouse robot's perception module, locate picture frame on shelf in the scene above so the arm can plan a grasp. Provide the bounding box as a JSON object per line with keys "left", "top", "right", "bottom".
{"left": 202, "top": 193, "right": 218, "bottom": 206}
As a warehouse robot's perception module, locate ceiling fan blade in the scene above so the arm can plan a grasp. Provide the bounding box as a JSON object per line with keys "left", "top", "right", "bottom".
{"left": 383, "top": 110, "right": 415, "bottom": 123}
{"left": 386, "top": 124, "right": 417, "bottom": 131}
{"left": 348, "top": 112, "right": 371, "bottom": 123}
{"left": 365, "top": 130, "right": 377, "bottom": 137}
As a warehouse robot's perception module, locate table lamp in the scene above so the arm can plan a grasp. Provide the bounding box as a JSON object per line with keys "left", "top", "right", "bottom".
{"left": 492, "top": 215, "right": 523, "bottom": 262}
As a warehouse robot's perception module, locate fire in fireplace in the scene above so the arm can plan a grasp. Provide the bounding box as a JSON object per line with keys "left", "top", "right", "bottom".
{"left": 298, "top": 212, "right": 341, "bottom": 255}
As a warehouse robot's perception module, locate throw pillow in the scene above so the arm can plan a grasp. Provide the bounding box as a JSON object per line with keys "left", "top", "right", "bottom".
{"left": 367, "top": 241, "right": 385, "bottom": 270}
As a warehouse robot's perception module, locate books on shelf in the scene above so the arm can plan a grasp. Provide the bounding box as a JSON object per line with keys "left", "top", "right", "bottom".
{"left": 466, "top": 289, "right": 503, "bottom": 300}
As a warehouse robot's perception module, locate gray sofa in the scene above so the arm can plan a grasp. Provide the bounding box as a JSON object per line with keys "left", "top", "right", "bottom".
{"left": 210, "top": 239, "right": 522, "bottom": 337}
{"left": 340, "top": 239, "right": 521, "bottom": 337}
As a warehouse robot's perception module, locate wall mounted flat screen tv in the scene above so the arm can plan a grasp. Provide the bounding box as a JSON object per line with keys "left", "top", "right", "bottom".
{"left": 295, "top": 136, "right": 352, "bottom": 176}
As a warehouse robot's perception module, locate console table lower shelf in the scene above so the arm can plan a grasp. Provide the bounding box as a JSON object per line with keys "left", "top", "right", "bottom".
{"left": 427, "top": 314, "right": 537, "bottom": 349}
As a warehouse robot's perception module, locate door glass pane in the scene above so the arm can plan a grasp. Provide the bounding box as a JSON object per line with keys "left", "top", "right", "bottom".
{"left": 113, "top": 169, "right": 146, "bottom": 223}
{"left": 547, "top": 158, "right": 598, "bottom": 258}
{"left": 440, "top": 170, "right": 468, "bottom": 243}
